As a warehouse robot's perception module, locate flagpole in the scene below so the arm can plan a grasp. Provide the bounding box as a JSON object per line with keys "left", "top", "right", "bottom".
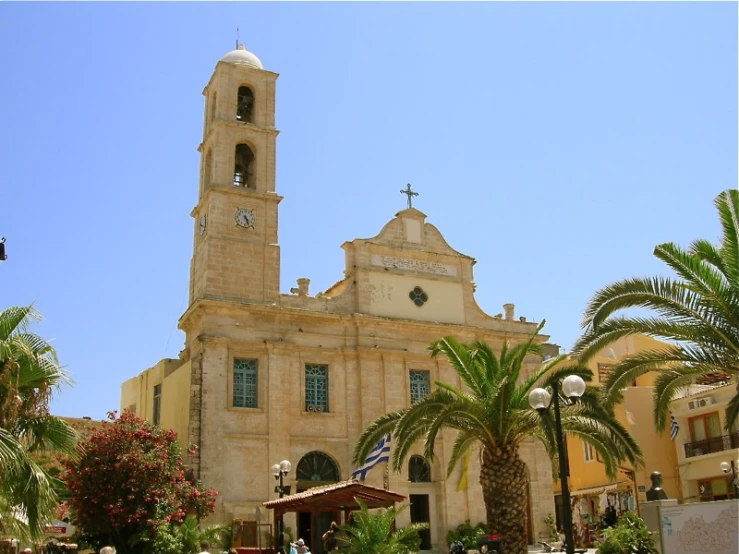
{"left": 383, "top": 459, "right": 389, "bottom": 490}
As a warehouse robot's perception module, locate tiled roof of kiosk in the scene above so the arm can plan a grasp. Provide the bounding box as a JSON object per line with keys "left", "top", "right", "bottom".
{"left": 263, "top": 480, "right": 405, "bottom": 511}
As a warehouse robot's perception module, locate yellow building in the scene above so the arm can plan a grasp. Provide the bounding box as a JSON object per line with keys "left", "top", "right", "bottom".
{"left": 120, "top": 44, "right": 558, "bottom": 552}
{"left": 670, "top": 380, "right": 739, "bottom": 503}
{"left": 550, "top": 335, "right": 681, "bottom": 545}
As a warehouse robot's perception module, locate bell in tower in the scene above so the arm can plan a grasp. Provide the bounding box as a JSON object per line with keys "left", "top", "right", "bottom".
{"left": 186, "top": 44, "right": 282, "bottom": 307}
{"left": 198, "top": 43, "right": 279, "bottom": 197}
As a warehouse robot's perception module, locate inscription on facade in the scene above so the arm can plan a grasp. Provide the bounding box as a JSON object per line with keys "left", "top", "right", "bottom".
{"left": 371, "top": 255, "right": 457, "bottom": 276}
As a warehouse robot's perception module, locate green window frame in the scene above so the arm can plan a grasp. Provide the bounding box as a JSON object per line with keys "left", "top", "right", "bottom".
{"left": 233, "top": 358, "right": 258, "bottom": 408}
{"left": 305, "top": 364, "right": 328, "bottom": 412}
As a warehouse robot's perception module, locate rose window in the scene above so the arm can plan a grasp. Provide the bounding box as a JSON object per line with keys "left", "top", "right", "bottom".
{"left": 409, "top": 286, "right": 429, "bottom": 307}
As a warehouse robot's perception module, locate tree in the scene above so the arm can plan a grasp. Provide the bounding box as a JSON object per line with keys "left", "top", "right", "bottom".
{"left": 336, "top": 499, "right": 427, "bottom": 554}
{"left": 353, "top": 323, "right": 642, "bottom": 554}
{"left": 574, "top": 189, "right": 739, "bottom": 431}
{"left": 0, "top": 305, "right": 77, "bottom": 539}
{"left": 63, "top": 410, "right": 217, "bottom": 554}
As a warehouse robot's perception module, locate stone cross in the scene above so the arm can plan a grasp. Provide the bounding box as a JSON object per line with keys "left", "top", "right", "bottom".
{"left": 400, "top": 183, "right": 419, "bottom": 209}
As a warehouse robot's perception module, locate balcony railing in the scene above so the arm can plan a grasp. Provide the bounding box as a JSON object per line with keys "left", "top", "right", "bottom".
{"left": 684, "top": 432, "right": 739, "bottom": 458}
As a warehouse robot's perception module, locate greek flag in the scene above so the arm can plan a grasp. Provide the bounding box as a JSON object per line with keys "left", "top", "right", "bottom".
{"left": 351, "top": 434, "right": 391, "bottom": 481}
{"left": 670, "top": 412, "right": 679, "bottom": 441}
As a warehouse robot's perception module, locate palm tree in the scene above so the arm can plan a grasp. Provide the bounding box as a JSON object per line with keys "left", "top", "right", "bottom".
{"left": 336, "top": 499, "right": 428, "bottom": 554}
{"left": 353, "top": 322, "right": 642, "bottom": 554}
{"left": 574, "top": 189, "right": 739, "bottom": 431}
{"left": 0, "top": 306, "right": 77, "bottom": 539}
{"left": 141, "top": 514, "right": 230, "bottom": 554}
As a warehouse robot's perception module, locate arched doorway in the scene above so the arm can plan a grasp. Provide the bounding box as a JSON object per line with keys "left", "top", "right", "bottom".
{"left": 295, "top": 451, "right": 340, "bottom": 553}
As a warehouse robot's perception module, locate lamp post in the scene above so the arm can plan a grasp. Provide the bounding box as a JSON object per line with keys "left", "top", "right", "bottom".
{"left": 719, "top": 459, "right": 739, "bottom": 498}
{"left": 272, "top": 460, "right": 292, "bottom": 554}
{"left": 529, "top": 375, "right": 586, "bottom": 554}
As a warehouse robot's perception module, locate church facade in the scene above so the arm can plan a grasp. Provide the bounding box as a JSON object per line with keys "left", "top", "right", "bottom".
{"left": 120, "top": 45, "right": 555, "bottom": 552}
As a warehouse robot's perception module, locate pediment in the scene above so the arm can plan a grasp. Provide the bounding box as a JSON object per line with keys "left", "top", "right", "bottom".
{"left": 343, "top": 208, "right": 473, "bottom": 261}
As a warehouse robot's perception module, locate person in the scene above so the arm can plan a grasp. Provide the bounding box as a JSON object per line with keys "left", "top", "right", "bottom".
{"left": 99, "top": 548, "right": 115, "bottom": 554}
{"left": 322, "top": 521, "right": 339, "bottom": 551}
{"left": 22, "top": 549, "right": 32, "bottom": 554}
{"left": 198, "top": 541, "right": 210, "bottom": 554}
{"left": 292, "top": 538, "right": 309, "bottom": 554}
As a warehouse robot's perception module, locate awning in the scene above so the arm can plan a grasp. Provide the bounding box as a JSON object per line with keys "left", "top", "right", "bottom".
{"left": 570, "top": 480, "right": 630, "bottom": 497}
{"left": 263, "top": 480, "right": 406, "bottom": 554}
{"left": 263, "top": 480, "right": 405, "bottom": 514}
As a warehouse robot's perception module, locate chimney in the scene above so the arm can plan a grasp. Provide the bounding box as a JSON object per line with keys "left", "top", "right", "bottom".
{"left": 297, "top": 278, "right": 310, "bottom": 297}
{"left": 503, "top": 303, "right": 515, "bottom": 321}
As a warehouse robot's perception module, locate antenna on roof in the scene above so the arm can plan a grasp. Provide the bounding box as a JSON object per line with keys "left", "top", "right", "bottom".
{"left": 236, "top": 27, "right": 240, "bottom": 49}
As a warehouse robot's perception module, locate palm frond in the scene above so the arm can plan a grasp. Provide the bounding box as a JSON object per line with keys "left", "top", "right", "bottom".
{"left": 352, "top": 412, "right": 401, "bottom": 466}
{"left": 580, "top": 278, "right": 739, "bottom": 356}
{"left": 651, "top": 367, "right": 707, "bottom": 431}
{"left": 0, "top": 306, "right": 38, "bottom": 342}
{"left": 446, "top": 431, "right": 478, "bottom": 478}
{"left": 712, "top": 189, "right": 739, "bottom": 285}
{"left": 690, "top": 238, "right": 728, "bottom": 280}
{"left": 429, "top": 337, "right": 486, "bottom": 398}
{"left": 725, "top": 392, "right": 739, "bottom": 432}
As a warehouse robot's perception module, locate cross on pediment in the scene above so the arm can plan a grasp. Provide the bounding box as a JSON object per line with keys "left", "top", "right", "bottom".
{"left": 400, "top": 183, "right": 419, "bottom": 209}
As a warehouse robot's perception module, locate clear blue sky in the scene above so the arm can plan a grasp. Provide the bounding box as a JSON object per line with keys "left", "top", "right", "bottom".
{"left": 1, "top": 2, "right": 736, "bottom": 419}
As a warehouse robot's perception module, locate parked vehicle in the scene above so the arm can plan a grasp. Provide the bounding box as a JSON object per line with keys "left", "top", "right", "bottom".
{"left": 476, "top": 534, "right": 501, "bottom": 554}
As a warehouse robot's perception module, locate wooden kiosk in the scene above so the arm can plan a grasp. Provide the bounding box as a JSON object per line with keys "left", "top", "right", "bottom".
{"left": 263, "top": 480, "right": 405, "bottom": 554}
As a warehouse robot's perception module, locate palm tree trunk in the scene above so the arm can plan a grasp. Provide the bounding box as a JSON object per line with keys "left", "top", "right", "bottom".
{"left": 479, "top": 444, "right": 529, "bottom": 554}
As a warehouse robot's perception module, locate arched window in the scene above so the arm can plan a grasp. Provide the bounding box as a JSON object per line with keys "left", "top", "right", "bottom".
{"left": 408, "top": 455, "right": 431, "bottom": 482}
{"left": 233, "top": 144, "right": 255, "bottom": 188}
{"left": 296, "top": 451, "right": 340, "bottom": 483}
{"left": 236, "top": 86, "right": 254, "bottom": 123}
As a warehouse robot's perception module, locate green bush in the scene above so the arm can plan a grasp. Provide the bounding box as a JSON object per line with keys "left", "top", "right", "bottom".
{"left": 596, "top": 512, "right": 658, "bottom": 554}
{"left": 336, "top": 499, "right": 427, "bottom": 554}
{"left": 543, "top": 514, "right": 558, "bottom": 541}
{"left": 446, "top": 521, "right": 487, "bottom": 550}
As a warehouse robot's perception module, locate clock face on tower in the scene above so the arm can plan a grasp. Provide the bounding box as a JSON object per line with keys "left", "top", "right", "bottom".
{"left": 234, "top": 207, "right": 255, "bottom": 228}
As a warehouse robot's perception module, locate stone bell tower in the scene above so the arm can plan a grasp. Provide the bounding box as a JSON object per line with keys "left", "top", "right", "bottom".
{"left": 187, "top": 44, "right": 281, "bottom": 306}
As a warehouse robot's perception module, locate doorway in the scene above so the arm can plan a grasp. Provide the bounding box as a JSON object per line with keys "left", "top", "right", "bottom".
{"left": 298, "top": 512, "right": 312, "bottom": 551}
{"left": 297, "top": 510, "right": 339, "bottom": 553}
{"left": 409, "top": 494, "right": 432, "bottom": 550}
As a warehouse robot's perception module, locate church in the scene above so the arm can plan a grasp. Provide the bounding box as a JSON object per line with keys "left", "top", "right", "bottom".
{"left": 120, "top": 44, "right": 556, "bottom": 552}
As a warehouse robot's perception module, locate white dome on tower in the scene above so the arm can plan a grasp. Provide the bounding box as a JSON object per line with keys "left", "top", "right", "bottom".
{"left": 220, "top": 44, "right": 263, "bottom": 70}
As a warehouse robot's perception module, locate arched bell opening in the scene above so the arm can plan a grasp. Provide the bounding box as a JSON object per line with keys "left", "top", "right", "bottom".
{"left": 233, "top": 143, "right": 255, "bottom": 189}
{"left": 236, "top": 86, "right": 255, "bottom": 123}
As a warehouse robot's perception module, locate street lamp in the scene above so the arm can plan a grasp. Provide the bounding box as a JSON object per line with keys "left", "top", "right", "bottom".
{"left": 272, "top": 460, "right": 292, "bottom": 554}
{"left": 719, "top": 459, "right": 739, "bottom": 498}
{"left": 529, "top": 375, "right": 586, "bottom": 554}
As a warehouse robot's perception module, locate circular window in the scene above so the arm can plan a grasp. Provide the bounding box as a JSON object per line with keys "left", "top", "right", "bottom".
{"left": 409, "top": 286, "right": 429, "bottom": 307}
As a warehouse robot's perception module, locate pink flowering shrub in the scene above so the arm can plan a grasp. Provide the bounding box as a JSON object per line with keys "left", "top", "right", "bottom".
{"left": 64, "top": 411, "right": 216, "bottom": 554}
